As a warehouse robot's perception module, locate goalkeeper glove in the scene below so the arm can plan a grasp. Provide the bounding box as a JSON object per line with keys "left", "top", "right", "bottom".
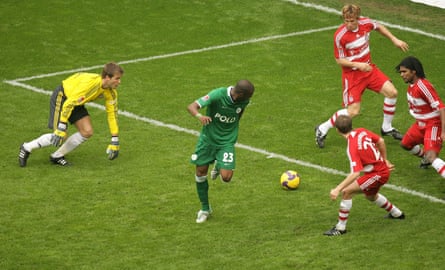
{"left": 50, "top": 122, "right": 67, "bottom": 147}
{"left": 106, "top": 136, "right": 119, "bottom": 160}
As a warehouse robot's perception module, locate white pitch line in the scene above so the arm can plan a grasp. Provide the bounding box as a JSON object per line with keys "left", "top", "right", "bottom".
{"left": 283, "top": 0, "right": 445, "bottom": 41}
{"left": 4, "top": 18, "right": 445, "bottom": 204}
{"left": 5, "top": 84, "right": 445, "bottom": 205}
{"left": 8, "top": 25, "right": 338, "bottom": 83}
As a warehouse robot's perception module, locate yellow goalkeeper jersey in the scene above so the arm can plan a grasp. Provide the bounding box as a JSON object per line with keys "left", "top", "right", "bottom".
{"left": 61, "top": 72, "right": 119, "bottom": 135}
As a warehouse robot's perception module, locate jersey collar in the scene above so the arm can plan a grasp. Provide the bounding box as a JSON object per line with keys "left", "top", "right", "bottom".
{"left": 227, "top": 86, "right": 235, "bottom": 103}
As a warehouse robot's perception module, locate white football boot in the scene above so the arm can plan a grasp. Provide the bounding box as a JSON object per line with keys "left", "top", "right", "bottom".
{"left": 196, "top": 210, "right": 211, "bottom": 223}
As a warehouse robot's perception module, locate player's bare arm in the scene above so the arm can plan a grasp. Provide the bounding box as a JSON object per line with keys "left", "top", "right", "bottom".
{"left": 187, "top": 101, "right": 212, "bottom": 125}
{"left": 330, "top": 171, "right": 360, "bottom": 200}
{"left": 375, "top": 23, "right": 409, "bottom": 52}
{"left": 335, "top": 58, "right": 372, "bottom": 72}
{"left": 375, "top": 137, "right": 395, "bottom": 170}
{"left": 375, "top": 138, "right": 387, "bottom": 160}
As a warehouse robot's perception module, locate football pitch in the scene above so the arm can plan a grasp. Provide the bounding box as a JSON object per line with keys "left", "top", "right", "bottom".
{"left": 1, "top": 0, "right": 445, "bottom": 269}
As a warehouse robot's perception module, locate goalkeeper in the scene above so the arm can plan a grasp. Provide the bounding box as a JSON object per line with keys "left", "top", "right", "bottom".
{"left": 18, "top": 62, "right": 124, "bottom": 167}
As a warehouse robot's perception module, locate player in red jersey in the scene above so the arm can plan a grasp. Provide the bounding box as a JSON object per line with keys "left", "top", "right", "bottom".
{"left": 315, "top": 4, "right": 409, "bottom": 148}
{"left": 324, "top": 115, "right": 404, "bottom": 236}
{"left": 396, "top": 56, "right": 445, "bottom": 176}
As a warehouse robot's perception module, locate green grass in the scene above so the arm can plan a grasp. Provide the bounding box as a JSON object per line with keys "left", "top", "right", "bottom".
{"left": 1, "top": 0, "right": 445, "bottom": 269}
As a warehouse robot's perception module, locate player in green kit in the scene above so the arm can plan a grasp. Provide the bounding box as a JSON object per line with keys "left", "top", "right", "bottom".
{"left": 188, "top": 79, "right": 255, "bottom": 223}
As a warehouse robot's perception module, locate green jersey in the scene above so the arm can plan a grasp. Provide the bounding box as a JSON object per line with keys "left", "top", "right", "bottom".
{"left": 196, "top": 86, "right": 250, "bottom": 146}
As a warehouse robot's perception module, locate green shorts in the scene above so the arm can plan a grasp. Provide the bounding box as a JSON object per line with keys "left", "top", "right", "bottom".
{"left": 190, "top": 139, "right": 236, "bottom": 170}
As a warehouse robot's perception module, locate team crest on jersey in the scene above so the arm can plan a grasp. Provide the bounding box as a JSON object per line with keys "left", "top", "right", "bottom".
{"left": 77, "top": 96, "right": 85, "bottom": 103}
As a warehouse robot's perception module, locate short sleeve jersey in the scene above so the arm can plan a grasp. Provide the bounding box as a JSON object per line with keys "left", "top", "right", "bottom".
{"left": 346, "top": 128, "right": 387, "bottom": 174}
{"left": 334, "top": 17, "right": 377, "bottom": 72}
{"left": 62, "top": 72, "right": 119, "bottom": 135}
{"left": 196, "top": 86, "right": 250, "bottom": 146}
{"left": 407, "top": 78, "right": 445, "bottom": 122}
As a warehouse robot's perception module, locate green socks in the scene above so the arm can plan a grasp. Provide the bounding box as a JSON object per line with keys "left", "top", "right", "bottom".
{"left": 196, "top": 179, "right": 210, "bottom": 211}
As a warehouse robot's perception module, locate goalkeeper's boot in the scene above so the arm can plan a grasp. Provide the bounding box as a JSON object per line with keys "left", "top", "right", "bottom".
{"left": 19, "top": 144, "right": 31, "bottom": 167}
{"left": 380, "top": 128, "right": 403, "bottom": 140}
{"left": 419, "top": 156, "right": 431, "bottom": 169}
{"left": 315, "top": 126, "right": 327, "bottom": 148}
{"left": 50, "top": 156, "right": 70, "bottom": 166}
{"left": 196, "top": 209, "right": 212, "bottom": 223}
{"left": 323, "top": 226, "right": 346, "bottom": 236}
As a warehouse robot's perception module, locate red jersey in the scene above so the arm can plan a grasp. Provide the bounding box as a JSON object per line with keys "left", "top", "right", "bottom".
{"left": 334, "top": 17, "right": 377, "bottom": 72}
{"left": 346, "top": 128, "right": 387, "bottom": 174}
{"left": 407, "top": 78, "right": 445, "bottom": 122}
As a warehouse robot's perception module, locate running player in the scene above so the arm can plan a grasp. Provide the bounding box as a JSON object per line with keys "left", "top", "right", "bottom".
{"left": 315, "top": 4, "right": 409, "bottom": 148}
{"left": 188, "top": 79, "right": 254, "bottom": 223}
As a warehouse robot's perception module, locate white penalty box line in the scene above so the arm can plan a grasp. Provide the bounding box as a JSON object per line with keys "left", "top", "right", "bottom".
{"left": 4, "top": 24, "right": 445, "bottom": 204}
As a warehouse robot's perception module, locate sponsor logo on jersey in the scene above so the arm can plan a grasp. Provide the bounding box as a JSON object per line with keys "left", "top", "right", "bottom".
{"left": 214, "top": 112, "right": 236, "bottom": 123}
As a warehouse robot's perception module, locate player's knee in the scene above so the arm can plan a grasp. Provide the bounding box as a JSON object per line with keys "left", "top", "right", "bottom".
{"left": 221, "top": 175, "right": 232, "bottom": 182}
{"left": 386, "top": 90, "right": 398, "bottom": 99}
{"left": 346, "top": 105, "right": 360, "bottom": 117}
{"left": 220, "top": 171, "right": 233, "bottom": 182}
{"left": 80, "top": 128, "right": 93, "bottom": 138}
{"left": 383, "top": 88, "right": 398, "bottom": 98}
{"left": 196, "top": 166, "right": 209, "bottom": 178}
{"left": 346, "top": 108, "right": 360, "bottom": 118}
{"left": 348, "top": 111, "right": 359, "bottom": 118}
{"left": 381, "top": 82, "right": 398, "bottom": 98}
{"left": 342, "top": 191, "right": 353, "bottom": 199}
